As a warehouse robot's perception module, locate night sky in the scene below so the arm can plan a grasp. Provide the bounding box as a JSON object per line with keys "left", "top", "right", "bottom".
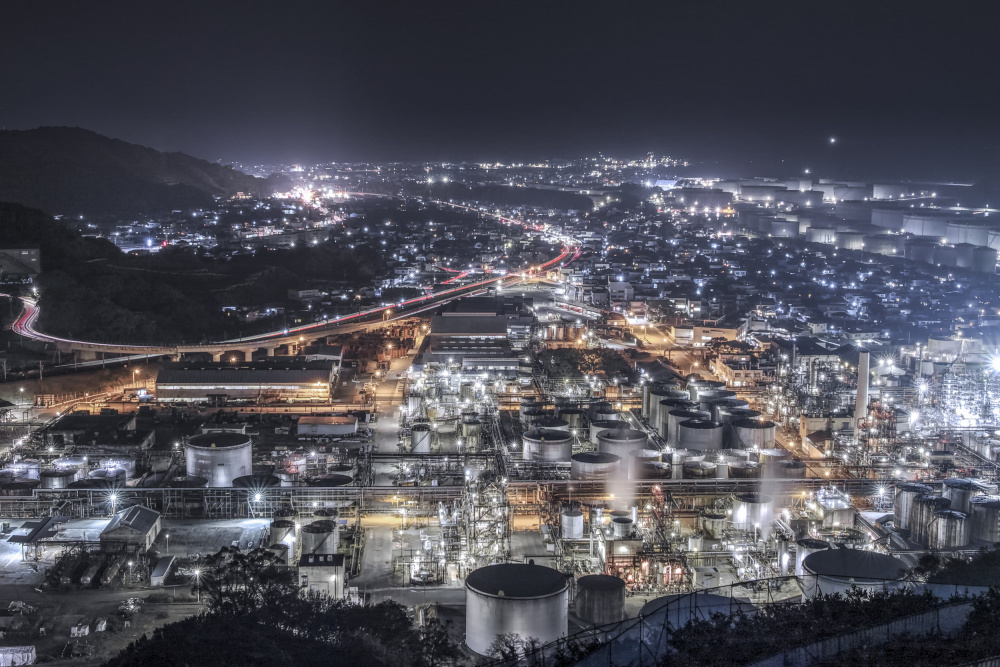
{"left": 3, "top": 1, "right": 1000, "bottom": 181}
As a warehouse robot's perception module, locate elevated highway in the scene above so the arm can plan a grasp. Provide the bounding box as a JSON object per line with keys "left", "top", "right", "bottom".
{"left": 10, "top": 196, "right": 580, "bottom": 362}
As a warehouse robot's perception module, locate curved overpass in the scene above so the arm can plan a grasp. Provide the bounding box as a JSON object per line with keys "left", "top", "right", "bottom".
{"left": 11, "top": 196, "right": 580, "bottom": 361}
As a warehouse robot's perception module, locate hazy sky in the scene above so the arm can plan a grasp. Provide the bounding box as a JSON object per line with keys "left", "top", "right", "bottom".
{"left": 3, "top": 0, "right": 999, "bottom": 181}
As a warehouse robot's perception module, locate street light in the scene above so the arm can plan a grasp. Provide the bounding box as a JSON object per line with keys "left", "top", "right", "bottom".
{"left": 165, "top": 533, "right": 170, "bottom": 553}
{"left": 194, "top": 569, "right": 201, "bottom": 602}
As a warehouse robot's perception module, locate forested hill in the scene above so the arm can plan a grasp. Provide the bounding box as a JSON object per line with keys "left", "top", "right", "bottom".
{"left": 0, "top": 127, "right": 288, "bottom": 217}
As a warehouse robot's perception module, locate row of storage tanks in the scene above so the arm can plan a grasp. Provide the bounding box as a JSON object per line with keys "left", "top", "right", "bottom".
{"left": 183, "top": 433, "right": 354, "bottom": 489}
{"left": 894, "top": 478, "right": 1000, "bottom": 549}
{"left": 265, "top": 507, "right": 342, "bottom": 563}
{"left": 464, "top": 547, "right": 914, "bottom": 654}
{"left": 0, "top": 456, "right": 137, "bottom": 493}
{"left": 518, "top": 398, "right": 619, "bottom": 429}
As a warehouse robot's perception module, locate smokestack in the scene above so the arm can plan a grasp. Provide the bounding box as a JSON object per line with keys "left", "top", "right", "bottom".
{"left": 854, "top": 349, "right": 870, "bottom": 430}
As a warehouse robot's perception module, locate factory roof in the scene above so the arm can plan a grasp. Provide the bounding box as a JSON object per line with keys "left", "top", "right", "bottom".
{"left": 429, "top": 315, "right": 508, "bottom": 337}
{"left": 157, "top": 365, "right": 332, "bottom": 385}
{"left": 802, "top": 548, "right": 907, "bottom": 580}
{"left": 103, "top": 505, "right": 160, "bottom": 536}
{"left": 466, "top": 563, "right": 568, "bottom": 598}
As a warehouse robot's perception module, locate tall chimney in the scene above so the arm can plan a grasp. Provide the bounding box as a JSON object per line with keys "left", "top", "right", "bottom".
{"left": 854, "top": 349, "right": 870, "bottom": 431}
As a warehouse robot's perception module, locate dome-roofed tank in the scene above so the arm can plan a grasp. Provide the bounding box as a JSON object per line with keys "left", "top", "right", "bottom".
{"left": 667, "top": 410, "right": 708, "bottom": 446}
{"left": 795, "top": 538, "right": 831, "bottom": 576}
{"left": 733, "top": 419, "right": 777, "bottom": 450}
{"left": 233, "top": 474, "right": 280, "bottom": 491}
{"left": 576, "top": 574, "right": 626, "bottom": 625}
{"left": 465, "top": 563, "right": 569, "bottom": 655}
{"left": 301, "top": 520, "right": 339, "bottom": 555}
{"left": 39, "top": 468, "right": 79, "bottom": 489}
{"left": 589, "top": 420, "right": 621, "bottom": 445}
{"left": 186, "top": 432, "right": 253, "bottom": 487}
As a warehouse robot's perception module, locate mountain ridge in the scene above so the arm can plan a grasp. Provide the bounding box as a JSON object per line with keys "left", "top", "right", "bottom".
{"left": 0, "top": 126, "right": 288, "bottom": 216}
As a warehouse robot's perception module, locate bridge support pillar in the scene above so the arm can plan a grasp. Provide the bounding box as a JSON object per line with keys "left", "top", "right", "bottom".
{"left": 265, "top": 347, "right": 275, "bottom": 357}
{"left": 212, "top": 353, "right": 223, "bottom": 363}
{"left": 75, "top": 349, "right": 98, "bottom": 361}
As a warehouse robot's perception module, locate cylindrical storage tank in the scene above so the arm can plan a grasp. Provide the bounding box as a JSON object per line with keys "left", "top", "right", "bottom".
{"left": 589, "top": 401, "right": 613, "bottom": 417}
{"left": 561, "top": 509, "right": 584, "bottom": 539}
{"left": 53, "top": 456, "right": 87, "bottom": 470}
{"left": 677, "top": 420, "right": 725, "bottom": 452}
{"left": 776, "top": 460, "right": 808, "bottom": 478}
{"left": 521, "top": 409, "right": 548, "bottom": 426}
{"left": 728, "top": 461, "right": 761, "bottom": 478}
{"left": 233, "top": 475, "right": 280, "bottom": 492}
{"left": 411, "top": 424, "right": 432, "bottom": 453}
{"left": 186, "top": 432, "right": 253, "bottom": 487}
{"left": 593, "top": 408, "right": 619, "bottom": 423}
{"left": 589, "top": 420, "right": 620, "bottom": 445}
{"left": 658, "top": 398, "right": 696, "bottom": 438}
{"left": 801, "top": 550, "right": 907, "bottom": 599}
{"left": 597, "top": 428, "right": 648, "bottom": 459}
{"left": 711, "top": 399, "right": 750, "bottom": 422}
{"left": 733, "top": 419, "right": 777, "bottom": 450}
{"left": 88, "top": 468, "right": 126, "bottom": 484}
{"left": 300, "top": 520, "right": 339, "bottom": 555}
{"left": 758, "top": 449, "right": 791, "bottom": 476}
{"left": 100, "top": 457, "right": 136, "bottom": 480}
{"left": 911, "top": 495, "right": 952, "bottom": 546}
{"left": 732, "top": 493, "right": 773, "bottom": 532}
{"left": 465, "top": 564, "right": 569, "bottom": 656}
{"left": 667, "top": 410, "right": 705, "bottom": 446}
{"left": 519, "top": 399, "right": 543, "bottom": 419}
{"left": 668, "top": 448, "right": 704, "bottom": 465}
{"left": 575, "top": 574, "right": 626, "bottom": 626}
{"left": 698, "top": 391, "right": 736, "bottom": 413}
{"left": 688, "top": 381, "right": 725, "bottom": 401}
{"left": 970, "top": 498, "right": 1000, "bottom": 544}
{"left": 894, "top": 483, "right": 932, "bottom": 533}
{"left": 535, "top": 418, "right": 569, "bottom": 432}
{"left": 559, "top": 408, "right": 586, "bottom": 431}
{"left": 611, "top": 517, "right": 633, "bottom": 538}
{"left": 702, "top": 512, "right": 728, "bottom": 539}
{"left": 954, "top": 243, "right": 977, "bottom": 269}
{"left": 628, "top": 449, "right": 661, "bottom": 479}
{"left": 906, "top": 239, "right": 937, "bottom": 264}
{"left": 928, "top": 510, "right": 969, "bottom": 549}
{"left": 683, "top": 461, "right": 717, "bottom": 479}
{"left": 522, "top": 428, "right": 573, "bottom": 462}
{"left": 7, "top": 461, "right": 40, "bottom": 480}
{"left": 794, "top": 538, "right": 831, "bottom": 577}
{"left": 719, "top": 449, "right": 751, "bottom": 463}
{"left": 934, "top": 244, "right": 958, "bottom": 267}
{"left": 639, "top": 461, "right": 672, "bottom": 479}
{"left": 39, "top": 468, "right": 78, "bottom": 489}
{"left": 570, "top": 452, "right": 621, "bottom": 480}
{"left": 943, "top": 479, "right": 990, "bottom": 515}
{"left": 269, "top": 519, "right": 295, "bottom": 545}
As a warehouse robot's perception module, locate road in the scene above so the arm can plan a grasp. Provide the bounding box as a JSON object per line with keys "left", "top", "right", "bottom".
{"left": 9, "top": 196, "right": 582, "bottom": 358}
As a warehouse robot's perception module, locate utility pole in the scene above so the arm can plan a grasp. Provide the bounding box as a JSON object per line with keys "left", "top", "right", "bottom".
{"left": 38, "top": 360, "right": 42, "bottom": 381}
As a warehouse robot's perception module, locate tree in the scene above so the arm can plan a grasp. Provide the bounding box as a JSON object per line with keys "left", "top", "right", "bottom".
{"left": 198, "top": 546, "right": 295, "bottom": 616}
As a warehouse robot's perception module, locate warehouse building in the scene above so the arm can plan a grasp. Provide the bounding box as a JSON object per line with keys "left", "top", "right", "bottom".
{"left": 156, "top": 359, "right": 335, "bottom": 404}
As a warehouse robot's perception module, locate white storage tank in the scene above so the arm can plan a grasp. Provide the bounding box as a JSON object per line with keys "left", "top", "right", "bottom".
{"left": 758, "top": 449, "right": 791, "bottom": 476}
{"left": 628, "top": 449, "right": 661, "bottom": 480}
{"left": 806, "top": 227, "right": 837, "bottom": 244}
{"left": 561, "top": 509, "right": 585, "bottom": 539}
{"left": 732, "top": 493, "right": 773, "bottom": 532}
{"left": 269, "top": 519, "right": 295, "bottom": 546}
{"left": 973, "top": 246, "right": 998, "bottom": 273}
{"left": 535, "top": 418, "right": 570, "bottom": 432}
{"left": 733, "top": 419, "right": 777, "bottom": 450}
{"left": 465, "top": 563, "right": 569, "bottom": 656}
{"left": 39, "top": 468, "right": 78, "bottom": 489}
{"left": 570, "top": 452, "right": 621, "bottom": 480}
{"left": 658, "top": 399, "right": 696, "bottom": 439}
{"left": 523, "top": 428, "right": 573, "bottom": 462}
{"left": 911, "top": 495, "right": 952, "bottom": 545}
{"left": 558, "top": 408, "right": 586, "bottom": 431}
{"left": 794, "top": 538, "right": 830, "bottom": 577}
{"left": 800, "top": 549, "right": 907, "bottom": 598}
{"left": 894, "top": 483, "right": 932, "bottom": 533}
{"left": 597, "top": 428, "right": 648, "bottom": 459}
{"left": 943, "top": 479, "right": 990, "bottom": 515}
{"left": 186, "top": 432, "right": 253, "bottom": 487}
{"left": 589, "top": 420, "right": 621, "bottom": 445}
{"left": 677, "top": 420, "right": 724, "bottom": 451}
{"left": 611, "top": 517, "right": 634, "bottom": 538}
{"left": 411, "top": 424, "right": 432, "bottom": 453}
{"left": 970, "top": 497, "right": 1000, "bottom": 544}
{"left": 667, "top": 410, "right": 707, "bottom": 446}
{"left": 301, "top": 520, "right": 338, "bottom": 555}
{"left": 928, "top": 510, "right": 969, "bottom": 549}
